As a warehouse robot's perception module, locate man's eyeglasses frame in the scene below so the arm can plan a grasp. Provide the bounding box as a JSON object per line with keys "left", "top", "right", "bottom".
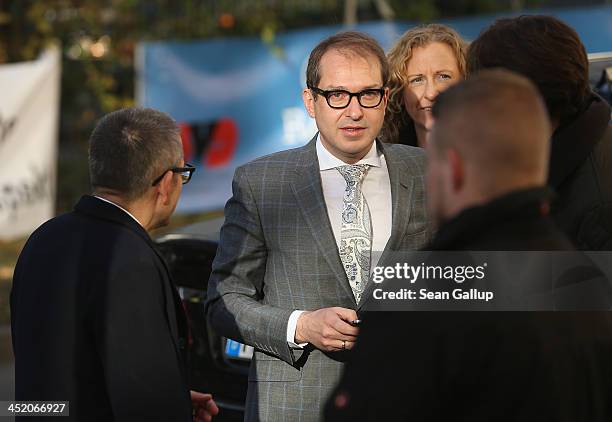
{"left": 152, "top": 163, "right": 196, "bottom": 186}
{"left": 308, "top": 86, "right": 386, "bottom": 109}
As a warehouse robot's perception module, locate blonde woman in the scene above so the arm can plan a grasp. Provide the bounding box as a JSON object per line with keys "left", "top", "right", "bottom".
{"left": 382, "top": 24, "right": 468, "bottom": 147}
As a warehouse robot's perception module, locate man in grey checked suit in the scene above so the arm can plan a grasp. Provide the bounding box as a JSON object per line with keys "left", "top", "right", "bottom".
{"left": 206, "top": 31, "right": 430, "bottom": 421}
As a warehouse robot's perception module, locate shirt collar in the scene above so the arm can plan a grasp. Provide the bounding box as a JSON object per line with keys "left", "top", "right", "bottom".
{"left": 316, "top": 133, "right": 382, "bottom": 171}
{"left": 93, "top": 195, "right": 144, "bottom": 227}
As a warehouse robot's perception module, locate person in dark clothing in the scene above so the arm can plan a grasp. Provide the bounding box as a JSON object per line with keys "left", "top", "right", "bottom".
{"left": 324, "top": 70, "right": 612, "bottom": 421}
{"left": 467, "top": 15, "right": 612, "bottom": 250}
{"left": 11, "top": 108, "right": 218, "bottom": 421}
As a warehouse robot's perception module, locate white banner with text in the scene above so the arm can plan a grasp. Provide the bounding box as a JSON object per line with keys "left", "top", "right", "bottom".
{"left": 0, "top": 47, "right": 61, "bottom": 240}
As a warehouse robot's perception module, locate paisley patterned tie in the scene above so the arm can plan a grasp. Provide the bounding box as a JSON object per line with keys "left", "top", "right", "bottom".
{"left": 337, "top": 164, "right": 372, "bottom": 303}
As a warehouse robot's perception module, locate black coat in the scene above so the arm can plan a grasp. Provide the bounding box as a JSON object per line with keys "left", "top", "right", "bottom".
{"left": 550, "top": 94, "right": 612, "bottom": 250}
{"left": 10, "top": 196, "right": 192, "bottom": 421}
{"left": 324, "top": 188, "right": 612, "bottom": 422}
{"left": 426, "top": 187, "right": 573, "bottom": 251}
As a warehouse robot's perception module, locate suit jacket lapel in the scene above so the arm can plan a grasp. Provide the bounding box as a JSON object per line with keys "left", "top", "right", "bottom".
{"left": 290, "top": 136, "right": 356, "bottom": 304}
{"left": 357, "top": 141, "right": 414, "bottom": 309}
{"left": 382, "top": 140, "right": 414, "bottom": 253}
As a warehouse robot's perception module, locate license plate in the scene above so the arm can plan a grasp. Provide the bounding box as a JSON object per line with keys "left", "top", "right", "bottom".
{"left": 223, "top": 338, "right": 254, "bottom": 360}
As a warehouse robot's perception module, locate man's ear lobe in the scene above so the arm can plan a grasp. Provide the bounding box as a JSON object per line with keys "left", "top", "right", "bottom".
{"left": 447, "top": 148, "right": 464, "bottom": 192}
{"left": 302, "top": 88, "right": 316, "bottom": 118}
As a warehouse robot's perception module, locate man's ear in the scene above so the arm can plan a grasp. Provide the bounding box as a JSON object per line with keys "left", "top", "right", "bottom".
{"left": 302, "top": 88, "right": 316, "bottom": 118}
{"left": 154, "top": 170, "right": 173, "bottom": 206}
{"left": 382, "top": 87, "right": 390, "bottom": 108}
{"left": 447, "top": 148, "right": 464, "bottom": 193}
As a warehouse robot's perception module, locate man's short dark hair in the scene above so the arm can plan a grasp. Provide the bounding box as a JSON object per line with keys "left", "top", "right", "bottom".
{"left": 88, "top": 108, "right": 182, "bottom": 200}
{"left": 467, "top": 15, "right": 590, "bottom": 123}
{"left": 306, "top": 31, "right": 389, "bottom": 89}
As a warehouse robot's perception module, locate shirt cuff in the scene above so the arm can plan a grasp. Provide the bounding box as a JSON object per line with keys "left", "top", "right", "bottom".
{"left": 287, "top": 310, "right": 308, "bottom": 349}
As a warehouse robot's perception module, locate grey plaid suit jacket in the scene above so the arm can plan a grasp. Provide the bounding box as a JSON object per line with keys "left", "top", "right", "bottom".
{"left": 206, "top": 135, "right": 431, "bottom": 421}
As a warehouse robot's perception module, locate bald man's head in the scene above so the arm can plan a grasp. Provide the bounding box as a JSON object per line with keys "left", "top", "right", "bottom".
{"left": 426, "top": 69, "right": 551, "bottom": 226}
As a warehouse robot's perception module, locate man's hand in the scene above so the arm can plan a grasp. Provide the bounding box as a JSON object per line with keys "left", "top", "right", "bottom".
{"left": 190, "top": 390, "right": 219, "bottom": 422}
{"left": 295, "top": 307, "right": 359, "bottom": 351}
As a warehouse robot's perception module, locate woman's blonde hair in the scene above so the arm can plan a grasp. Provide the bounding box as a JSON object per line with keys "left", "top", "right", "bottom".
{"left": 381, "top": 24, "right": 468, "bottom": 144}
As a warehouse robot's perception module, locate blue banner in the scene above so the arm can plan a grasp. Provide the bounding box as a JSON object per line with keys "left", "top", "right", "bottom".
{"left": 137, "top": 5, "right": 612, "bottom": 213}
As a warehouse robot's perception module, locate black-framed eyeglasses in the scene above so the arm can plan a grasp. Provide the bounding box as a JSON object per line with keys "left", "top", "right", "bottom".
{"left": 152, "top": 163, "right": 196, "bottom": 186}
{"left": 308, "top": 86, "right": 385, "bottom": 109}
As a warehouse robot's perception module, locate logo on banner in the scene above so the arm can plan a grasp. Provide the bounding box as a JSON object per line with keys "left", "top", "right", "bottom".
{"left": 179, "top": 118, "right": 238, "bottom": 167}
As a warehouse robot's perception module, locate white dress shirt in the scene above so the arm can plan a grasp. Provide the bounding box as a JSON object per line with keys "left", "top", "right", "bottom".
{"left": 286, "top": 136, "right": 393, "bottom": 347}
{"left": 93, "top": 196, "right": 144, "bottom": 227}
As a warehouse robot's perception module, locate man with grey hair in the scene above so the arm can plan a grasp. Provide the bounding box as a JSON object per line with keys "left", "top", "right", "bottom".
{"left": 11, "top": 108, "right": 218, "bottom": 421}
{"left": 325, "top": 69, "right": 612, "bottom": 421}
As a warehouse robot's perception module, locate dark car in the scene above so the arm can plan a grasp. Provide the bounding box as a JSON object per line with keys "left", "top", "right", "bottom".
{"left": 155, "top": 217, "right": 251, "bottom": 422}
{"left": 589, "top": 52, "right": 612, "bottom": 106}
